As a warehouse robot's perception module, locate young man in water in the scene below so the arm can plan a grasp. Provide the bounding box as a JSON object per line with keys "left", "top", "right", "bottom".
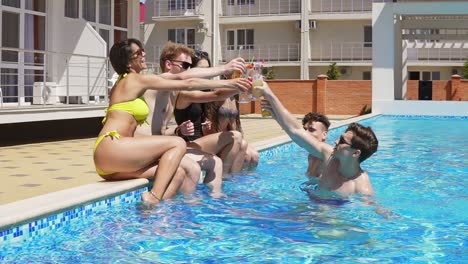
{"left": 258, "top": 82, "right": 378, "bottom": 198}
{"left": 302, "top": 112, "right": 330, "bottom": 182}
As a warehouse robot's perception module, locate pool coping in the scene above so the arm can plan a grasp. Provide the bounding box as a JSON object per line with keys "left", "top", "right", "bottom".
{"left": 0, "top": 113, "right": 380, "bottom": 231}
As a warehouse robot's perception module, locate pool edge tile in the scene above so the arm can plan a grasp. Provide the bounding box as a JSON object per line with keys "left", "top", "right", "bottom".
{"left": 0, "top": 178, "right": 149, "bottom": 231}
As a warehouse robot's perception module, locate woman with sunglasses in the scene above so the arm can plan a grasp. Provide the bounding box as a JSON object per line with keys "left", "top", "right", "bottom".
{"left": 172, "top": 50, "right": 251, "bottom": 175}
{"left": 93, "top": 39, "right": 250, "bottom": 206}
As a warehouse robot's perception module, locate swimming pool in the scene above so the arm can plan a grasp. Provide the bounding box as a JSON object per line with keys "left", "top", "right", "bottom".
{"left": 1, "top": 115, "right": 467, "bottom": 262}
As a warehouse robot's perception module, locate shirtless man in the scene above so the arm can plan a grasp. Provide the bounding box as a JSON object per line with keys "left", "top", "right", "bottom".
{"left": 302, "top": 113, "right": 330, "bottom": 182}
{"left": 258, "top": 82, "right": 378, "bottom": 198}
{"left": 137, "top": 42, "right": 247, "bottom": 197}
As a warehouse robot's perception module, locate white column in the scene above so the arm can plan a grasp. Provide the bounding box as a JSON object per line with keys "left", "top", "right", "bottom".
{"left": 300, "top": 0, "right": 310, "bottom": 80}
{"left": 372, "top": 3, "right": 395, "bottom": 111}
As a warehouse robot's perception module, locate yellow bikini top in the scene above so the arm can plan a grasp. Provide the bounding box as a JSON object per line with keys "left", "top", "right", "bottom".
{"left": 102, "top": 73, "right": 150, "bottom": 125}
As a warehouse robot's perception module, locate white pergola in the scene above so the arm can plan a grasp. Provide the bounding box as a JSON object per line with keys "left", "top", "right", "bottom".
{"left": 372, "top": 1, "right": 468, "bottom": 115}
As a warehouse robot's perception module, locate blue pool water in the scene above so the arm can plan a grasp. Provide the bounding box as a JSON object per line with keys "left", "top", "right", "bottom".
{"left": 1, "top": 115, "right": 467, "bottom": 263}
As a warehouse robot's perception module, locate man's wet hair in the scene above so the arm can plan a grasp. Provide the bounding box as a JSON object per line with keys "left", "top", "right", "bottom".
{"left": 159, "top": 41, "right": 194, "bottom": 72}
{"left": 302, "top": 112, "right": 330, "bottom": 130}
{"left": 109, "top": 38, "right": 143, "bottom": 75}
{"left": 346, "top": 123, "right": 378, "bottom": 163}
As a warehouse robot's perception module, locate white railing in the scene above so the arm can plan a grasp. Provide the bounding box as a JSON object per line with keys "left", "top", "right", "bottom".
{"left": 221, "top": 0, "right": 301, "bottom": 16}
{"left": 0, "top": 47, "right": 109, "bottom": 109}
{"left": 310, "top": 0, "right": 373, "bottom": 13}
{"left": 405, "top": 41, "right": 468, "bottom": 62}
{"left": 407, "top": 48, "right": 468, "bottom": 62}
{"left": 153, "top": 0, "right": 204, "bottom": 17}
{"left": 310, "top": 42, "right": 372, "bottom": 62}
{"left": 221, "top": 43, "right": 300, "bottom": 63}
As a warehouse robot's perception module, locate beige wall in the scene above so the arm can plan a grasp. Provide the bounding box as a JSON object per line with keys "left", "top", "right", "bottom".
{"left": 220, "top": 22, "right": 300, "bottom": 47}
{"left": 310, "top": 20, "right": 371, "bottom": 46}
{"left": 269, "top": 66, "right": 301, "bottom": 80}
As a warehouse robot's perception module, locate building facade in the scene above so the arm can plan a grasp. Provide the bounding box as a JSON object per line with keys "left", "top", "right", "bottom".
{"left": 0, "top": 0, "right": 140, "bottom": 123}
{"left": 142, "top": 0, "right": 468, "bottom": 82}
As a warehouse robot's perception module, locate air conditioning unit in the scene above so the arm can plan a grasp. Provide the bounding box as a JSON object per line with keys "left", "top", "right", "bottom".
{"left": 451, "top": 68, "right": 459, "bottom": 75}
{"left": 309, "top": 20, "right": 317, "bottom": 30}
{"left": 197, "top": 21, "right": 208, "bottom": 30}
{"left": 340, "top": 67, "right": 351, "bottom": 75}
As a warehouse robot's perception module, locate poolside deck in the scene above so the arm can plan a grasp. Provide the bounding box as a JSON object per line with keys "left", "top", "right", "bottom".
{"left": 0, "top": 114, "right": 354, "bottom": 206}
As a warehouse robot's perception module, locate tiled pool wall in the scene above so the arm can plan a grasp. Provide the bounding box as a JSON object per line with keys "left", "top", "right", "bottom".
{"left": 0, "top": 188, "right": 147, "bottom": 244}
{"left": 2, "top": 114, "right": 466, "bottom": 243}
{"left": 0, "top": 143, "right": 298, "bottom": 244}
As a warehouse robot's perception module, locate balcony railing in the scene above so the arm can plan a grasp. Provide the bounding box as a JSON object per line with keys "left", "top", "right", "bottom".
{"left": 221, "top": 43, "right": 300, "bottom": 63}
{"left": 407, "top": 48, "right": 468, "bottom": 62}
{"left": 221, "top": 0, "right": 301, "bottom": 16}
{"left": 310, "top": 42, "right": 372, "bottom": 62}
{"left": 0, "top": 47, "right": 109, "bottom": 109}
{"left": 310, "top": 0, "right": 373, "bottom": 13}
{"left": 153, "top": 0, "right": 203, "bottom": 18}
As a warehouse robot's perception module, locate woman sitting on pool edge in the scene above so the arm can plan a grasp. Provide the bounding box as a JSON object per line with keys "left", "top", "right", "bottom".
{"left": 93, "top": 38, "right": 250, "bottom": 206}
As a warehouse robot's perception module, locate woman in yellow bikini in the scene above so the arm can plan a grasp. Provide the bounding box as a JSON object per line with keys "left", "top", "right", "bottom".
{"left": 94, "top": 39, "right": 250, "bottom": 206}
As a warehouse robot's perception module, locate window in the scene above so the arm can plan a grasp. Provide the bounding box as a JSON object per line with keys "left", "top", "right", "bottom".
{"left": 114, "top": 0, "right": 127, "bottom": 28}
{"left": 227, "top": 29, "right": 254, "bottom": 50}
{"left": 25, "top": 0, "right": 46, "bottom": 12}
{"left": 362, "top": 71, "right": 372, "bottom": 80}
{"left": 114, "top": 30, "right": 127, "bottom": 43}
{"left": 409, "top": 71, "right": 420, "bottom": 80}
{"left": 24, "top": 14, "right": 45, "bottom": 65}
{"left": 1, "top": 68, "right": 18, "bottom": 103}
{"left": 422, "top": 71, "right": 431, "bottom": 81}
{"left": 82, "top": 0, "right": 96, "bottom": 22}
{"left": 364, "top": 26, "right": 372, "bottom": 47}
{"left": 168, "top": 28, "right": 196, "bottom": 47}
{"left": 2, "top": 11, "right": 20, "bottom": 62}
{"left": 2, "top": 0, "right": 20, "bottom": 8}
{"left": 99, "top": 29, "right": 110, "bottom": 51}
{"left": 431, "top": 72, "right": 440, "bottom": 81}
{"left": 65, "top": 0, "right": 79, "bottom": 18}
{"left": 238, "top": 0, "right": 255, "bottom": 4}
{"left": 99, "top": 0, "right": 111, "bottom": 25}
{"left": 169, "top": 0, "right": 195, "bottom": 10}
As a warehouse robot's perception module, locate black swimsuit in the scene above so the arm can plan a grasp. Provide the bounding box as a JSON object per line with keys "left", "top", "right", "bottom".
{"left": 174, "top": 102, "right": 204, "bottom": 142}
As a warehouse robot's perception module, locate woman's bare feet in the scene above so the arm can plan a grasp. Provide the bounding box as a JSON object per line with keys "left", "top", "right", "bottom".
{"left": 141, "top": 191, "right": 161, "bottom": 207}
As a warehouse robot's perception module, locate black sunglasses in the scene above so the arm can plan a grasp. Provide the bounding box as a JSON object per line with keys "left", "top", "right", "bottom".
{"left": 194, "top": 50, "right": 209, "bottom": 59}
{"left": 171, "top": 60, "right": 192, "bottom": 70}
{"left": 337, "top": 136, "right": 353, "bottom": 147}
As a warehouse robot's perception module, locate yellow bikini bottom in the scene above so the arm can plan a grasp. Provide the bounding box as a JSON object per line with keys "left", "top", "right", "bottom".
{"left": 93, "top": 130, "right": 120, "bottom": 176}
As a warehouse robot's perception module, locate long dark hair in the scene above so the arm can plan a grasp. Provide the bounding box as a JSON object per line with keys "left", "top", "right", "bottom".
{"left": 109, "top": 38, "right": 143, "bottom": 75}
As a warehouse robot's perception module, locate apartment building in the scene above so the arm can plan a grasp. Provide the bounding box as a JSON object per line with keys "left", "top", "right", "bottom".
{"left": 0, "top": 0, "right": 140, "bottom": 123}
{"left": 142, "top": 0, "right": 468, "bottom": 82}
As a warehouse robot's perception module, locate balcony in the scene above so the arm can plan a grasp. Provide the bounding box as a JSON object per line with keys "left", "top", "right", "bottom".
{"left": 152, "top": 0, "right": 204, "bottom": 19}
{"left": 221, "top": 0, "right": 301, "bottom": 17}
{"left": 310, "top": 42, "right": 372, "bottom": 62}
{"left": 221, "top": 43, "right": 300, "bottom": 63}
{"left": 0, "top": 47, "right": 109, "bottom": 112}
{"left": 407, "top": 42, "right": 468, "bottom": 63}
{"left": 310, "top": 0, "right": 372, "bottom": 13}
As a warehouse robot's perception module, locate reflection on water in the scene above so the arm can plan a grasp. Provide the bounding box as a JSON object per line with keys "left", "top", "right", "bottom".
{"left": 1, "top": 116, "right": 467, "bottom": 262}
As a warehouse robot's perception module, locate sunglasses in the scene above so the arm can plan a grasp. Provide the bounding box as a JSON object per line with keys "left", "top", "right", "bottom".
{"left": 337, "top": 136, "right": 353, "bottom": 147}
{"left": 131, "top": 48, "right": 145, "bottom": 58}
{"left": 171, "top": 60, "right": 192, "bottom": 70}
{"left": 194, "top": 50, "right": 209, "bottom": 59}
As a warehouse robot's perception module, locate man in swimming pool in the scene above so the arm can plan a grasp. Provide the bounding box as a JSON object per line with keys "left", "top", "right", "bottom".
{"left": 302, "top": 112, "right": 330, "bottom": 182}
{"left": 257, "top": 82, "right": 378, "bottom": 198}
